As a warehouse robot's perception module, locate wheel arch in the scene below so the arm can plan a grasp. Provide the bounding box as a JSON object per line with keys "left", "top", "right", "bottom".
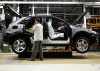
{"left": 72, "top": 31, "right": 92, "bottom": 45}
{"left": 9, "top": 32, "right": 31, "bottom": 46}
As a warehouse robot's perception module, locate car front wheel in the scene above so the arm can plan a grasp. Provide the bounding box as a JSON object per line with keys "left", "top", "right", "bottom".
{"left": 74, "top": 37, "right": 90, "bottom": 53}
{"left": 11, "top": 38, "right": 28, "bottom": 54}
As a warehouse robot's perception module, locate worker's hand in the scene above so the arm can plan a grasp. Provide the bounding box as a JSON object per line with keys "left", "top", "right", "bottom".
{"left": 29, "top": 28, "right": 34, "bottom": 33}
{"left": 29, "top": 28, "right": 32, "bottom": 31}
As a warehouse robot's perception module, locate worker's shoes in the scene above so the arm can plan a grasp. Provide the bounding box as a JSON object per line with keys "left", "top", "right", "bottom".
{"left": 39, "top": 58, "right": 44, "bottom": 61}
{"left": 28, "top": 58, "right": 35, "bottom": 61}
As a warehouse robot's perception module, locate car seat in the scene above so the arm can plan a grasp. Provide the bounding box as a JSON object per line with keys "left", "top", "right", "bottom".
{"left": 47, "top": 18, "right": 64, "bottom": 39}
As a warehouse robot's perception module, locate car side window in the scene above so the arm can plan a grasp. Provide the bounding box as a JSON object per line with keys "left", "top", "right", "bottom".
{"left": 20, "top": 19, "right": 28, "bottom": 24}
{"left": 26, "top": 17, "right": 35, "bottom": 29}
{"left": 26, "top": 17, "right": 42, "bottom": 29}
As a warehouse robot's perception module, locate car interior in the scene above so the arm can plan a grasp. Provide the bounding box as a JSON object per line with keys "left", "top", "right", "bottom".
{"left": 48, "top": 17, "right": 68, "bottom": 40}
{"left": 25, "top": 16, "right": 68, "bottom": 41}
{"left": 47, "top": 18, "right": 64, "bottom": 40}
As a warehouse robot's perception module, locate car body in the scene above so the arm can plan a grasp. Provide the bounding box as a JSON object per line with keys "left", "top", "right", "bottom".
{"left": 3, "top": 5, "right": 97, "bottom": 54}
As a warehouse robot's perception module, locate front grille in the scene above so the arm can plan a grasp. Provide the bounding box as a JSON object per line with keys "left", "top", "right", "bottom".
{"left": 97, "top": 33, "right": 100, "bottom": 44}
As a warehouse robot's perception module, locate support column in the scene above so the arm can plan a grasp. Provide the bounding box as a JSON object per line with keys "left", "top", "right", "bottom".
{"left": 17, "top": 4, "right": 19, "bottom": 19}
{"left": 17, "top": 4, "right": 19, "bottom": 13}
{"left": 47, "top": 4, "right": 49, "bottom": 15}
{"left": 83, "top": 4, "right": 86, "bottom": 28}
{"left": 32, "top": 4, "right": 34, "bottom": 16}
{"left": 1, "top": 7, "right": 5, "bottom": 20}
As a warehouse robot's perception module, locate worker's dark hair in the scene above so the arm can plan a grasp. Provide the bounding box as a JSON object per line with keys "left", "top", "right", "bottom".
{"left": 35, "top": 18, "right": 40, "bottom": 23}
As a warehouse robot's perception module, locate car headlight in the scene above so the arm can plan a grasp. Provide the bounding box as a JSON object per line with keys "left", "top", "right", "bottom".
{"left": 91, "top": 34, "right": 97, "bottom": 37}
{"left": 91, "top": 31, "right": 97, "bottom": 34}
{"left": 88, "top": 29, "right": 97, "bottom": 34}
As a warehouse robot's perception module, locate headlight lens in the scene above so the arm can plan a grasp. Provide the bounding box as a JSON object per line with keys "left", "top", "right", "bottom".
{"left": 91, "top": 31, "right": 97, "bottom": 34}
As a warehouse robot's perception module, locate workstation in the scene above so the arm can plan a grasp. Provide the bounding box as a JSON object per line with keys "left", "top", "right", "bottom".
{"left": 0, "top": 0, "right": 100, "bottom": 71}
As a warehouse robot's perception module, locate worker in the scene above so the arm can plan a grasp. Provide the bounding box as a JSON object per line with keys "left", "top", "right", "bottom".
{"left": 28, "top": 18, "right": 44, "bottom": 61}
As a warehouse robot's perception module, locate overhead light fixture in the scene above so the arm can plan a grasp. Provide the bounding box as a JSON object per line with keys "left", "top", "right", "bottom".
{"left": 93, "top": 5, "right": 100, "bottom": 7}
{"left": 86, "top": 5, "right": 100, "bottom": 8}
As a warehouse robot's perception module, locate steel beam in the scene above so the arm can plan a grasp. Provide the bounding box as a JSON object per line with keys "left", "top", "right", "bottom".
{"left": 0, "top": 1, "right": 99, "bottom": 5}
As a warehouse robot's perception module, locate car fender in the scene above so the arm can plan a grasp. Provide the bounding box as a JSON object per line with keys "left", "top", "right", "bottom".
{"left": 9, "top": 31, "right": 31, "bottom": 45}
{"left": 72, "top": 31, "right": 93, "bottom": 45}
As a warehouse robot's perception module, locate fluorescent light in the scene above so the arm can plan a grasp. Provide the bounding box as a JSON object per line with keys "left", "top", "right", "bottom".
{"left": 93, "top": 6, "right": 100, "bottom": 7}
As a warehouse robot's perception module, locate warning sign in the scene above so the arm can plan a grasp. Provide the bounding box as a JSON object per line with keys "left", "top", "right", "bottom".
{"left": 48, "top": 49, "right": 71, "bottom": 52}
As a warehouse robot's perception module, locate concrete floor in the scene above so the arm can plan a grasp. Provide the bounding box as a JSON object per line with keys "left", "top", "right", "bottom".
{"left": 0, "top": 52, "right": 100, "bottom": 64}
{"left": 0, "top": 52, "right": 100, "bottom": 71}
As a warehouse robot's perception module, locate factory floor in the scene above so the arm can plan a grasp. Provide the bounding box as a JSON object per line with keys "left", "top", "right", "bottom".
{"left": 0, "top": 51, "right": 100, "bottom": 71}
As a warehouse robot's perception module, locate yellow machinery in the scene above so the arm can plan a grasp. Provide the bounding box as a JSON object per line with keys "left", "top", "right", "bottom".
{"left": 87, "top": 16, "right": 100, "bottom": 49}
{"left": 87, "top": 16, "right": 100, "bottom": 32}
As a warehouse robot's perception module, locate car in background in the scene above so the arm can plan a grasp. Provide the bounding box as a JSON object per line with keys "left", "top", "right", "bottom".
{"left": 3, "top": 5, "right": 97, "bottom": 54}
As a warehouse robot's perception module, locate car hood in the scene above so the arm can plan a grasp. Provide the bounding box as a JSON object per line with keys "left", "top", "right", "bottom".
{"left": 3, "top": 5, "right": 22, "bottom": 18}
{"left": 70, "top": 25, "right": 97, "bottom": 37}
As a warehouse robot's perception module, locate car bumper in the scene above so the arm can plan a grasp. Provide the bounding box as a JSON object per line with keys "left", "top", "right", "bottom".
{"left": 97, "top": 33, "right": 100, "bottom": 44}
{"left": 3, "top": 33, "right": 10, "bottom": 43}
{"left": 90, "top": 33, "right": 98, "bottom": 44}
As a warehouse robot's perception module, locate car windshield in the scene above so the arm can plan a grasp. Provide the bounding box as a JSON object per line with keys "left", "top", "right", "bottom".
{"left": 53, "top": 17, "right": 68, "bottom": 25}
{"left": 11, "top": 17, "right": 31, "bottom": 25}
{"left": 12, "top": 18, "right": 20, "bottom": 23}
{"left": 19, "top": 17, "right": 31, "bottom": 24}
{"left": 11, "top": 17, "right": 27, "bottom": 24}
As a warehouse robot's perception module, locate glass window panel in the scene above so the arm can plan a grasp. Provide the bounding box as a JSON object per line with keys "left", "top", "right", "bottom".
{"left": 97, "top": 19, "right": 100, "bottom": 23}
{"left": 34, "top": 8, "right": 47, "bottom": 14}
{"left": 90, "top": 19, "right": 96, "bottom": 24}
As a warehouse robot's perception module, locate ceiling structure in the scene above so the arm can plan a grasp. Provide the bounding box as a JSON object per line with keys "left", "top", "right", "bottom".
{"left": 0, "top": 0, "right": 99, "bottom": 22}
{"left": 0, "top": 0, "right": 99, "bottom": 2}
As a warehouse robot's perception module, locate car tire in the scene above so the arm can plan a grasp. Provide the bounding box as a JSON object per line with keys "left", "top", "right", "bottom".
{"left": 74, "top": 37, "right": 90, "bottom": 53}
{"left": 11, "top": 38, "right": 28, "bottom": 54}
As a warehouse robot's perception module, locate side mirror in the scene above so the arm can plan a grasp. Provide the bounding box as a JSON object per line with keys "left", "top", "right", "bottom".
{"left": 12, "top": 25, "right": 18, "bottom": 29}
{"left": 76, "top": 24, "right": 82, "bottom": 28}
